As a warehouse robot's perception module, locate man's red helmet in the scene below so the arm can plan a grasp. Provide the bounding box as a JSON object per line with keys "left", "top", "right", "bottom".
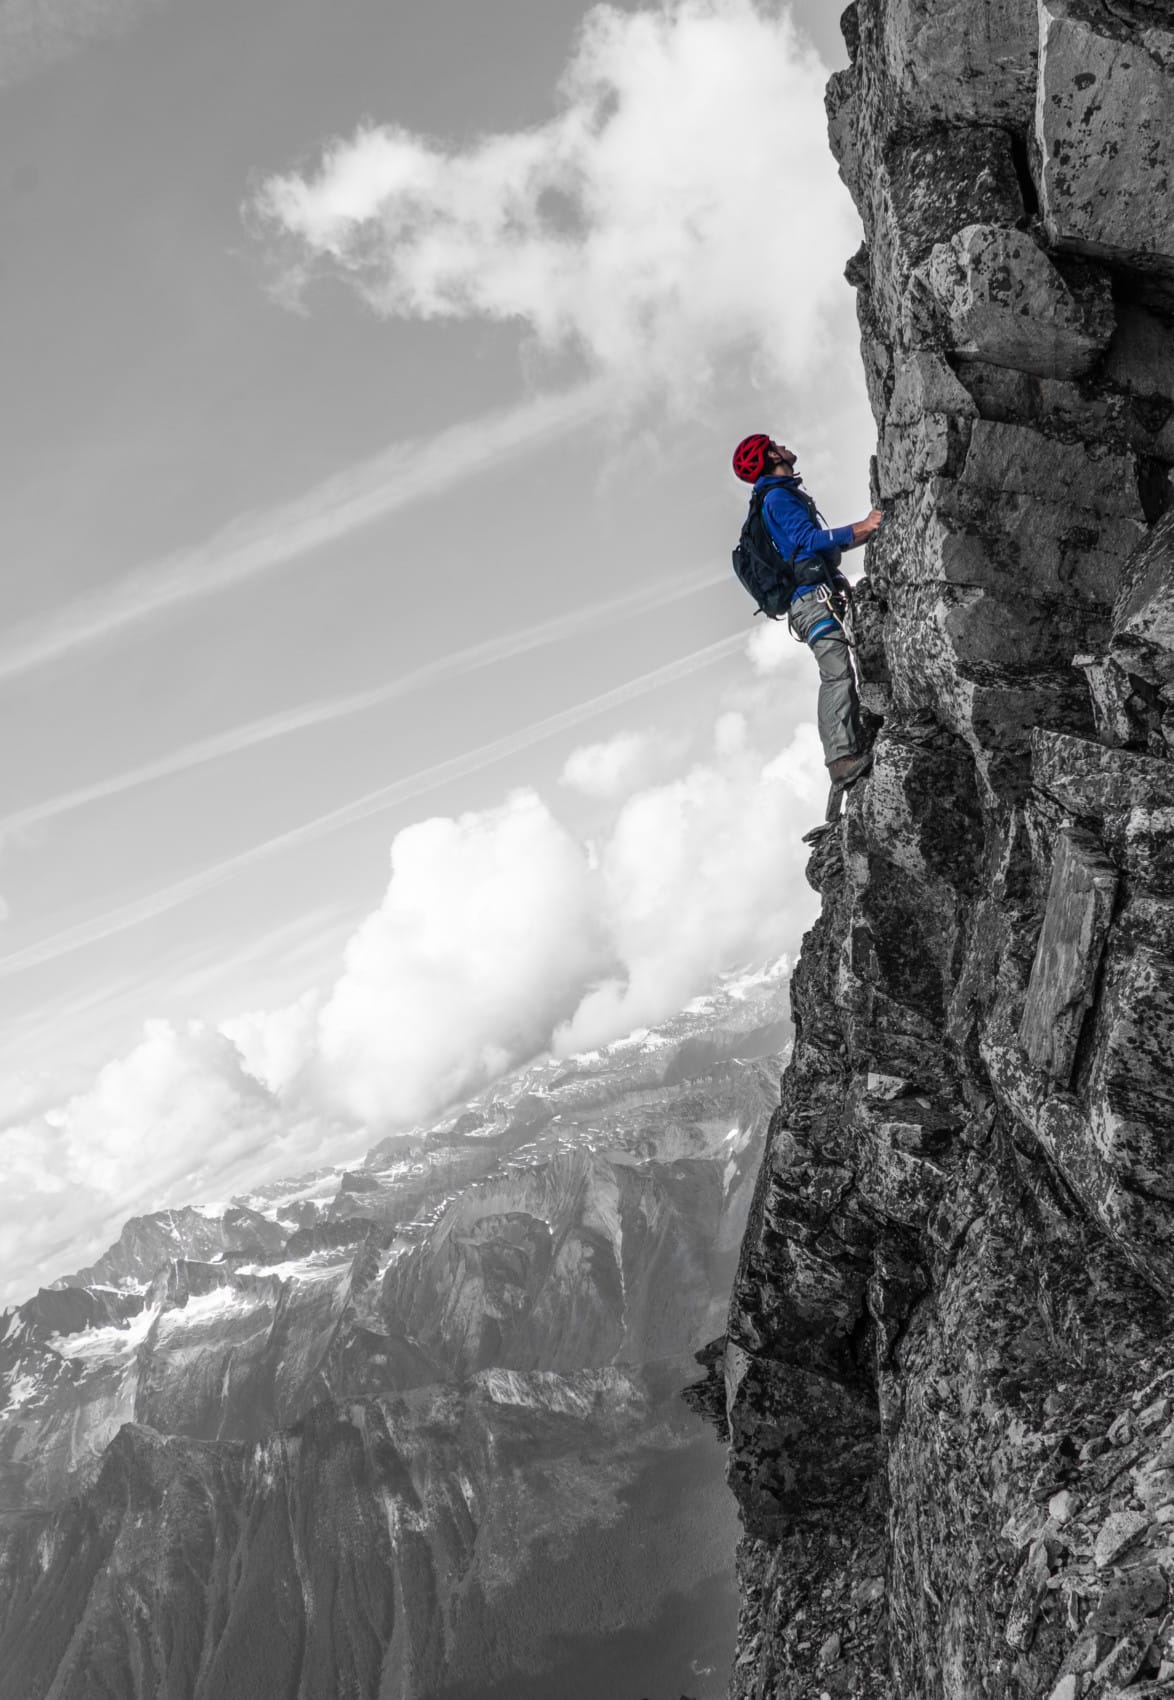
{"left": 732, "top": 433, "right": 772, "bottom": 483}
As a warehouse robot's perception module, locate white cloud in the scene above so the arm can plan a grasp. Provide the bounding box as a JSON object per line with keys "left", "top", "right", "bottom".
{"left": 253, "top": 0, "right": 859, "bottom": 402}
{"left": 553, "top": 720, "right": 823, "bottom": 1051}
{"left": 0, "top": 1018, "right": 356, "bottom": 1302}
{"left": 713, "top": 710, "right": 747, "bottom": 758}
{"left": 746, "top": 618, "right": 801, "bottom": 676}
{"left": 313, "top": 792, "right": 607, "bottom": 1126}
{"left": 45, "top": 1022, "right": 278, "bottom": 1199}
{"left": 220, "top": 990, "right": 321, "bottom": 1097}
{"left": 0, "top": 661, "right": 832, "bottom": 1301}
{"left": 559, "top": 728, "right": 686, "bottom": 799}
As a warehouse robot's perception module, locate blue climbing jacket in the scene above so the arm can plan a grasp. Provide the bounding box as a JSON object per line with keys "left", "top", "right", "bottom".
{"left": 754, "top": 475, "right": 855, "bottom": 588}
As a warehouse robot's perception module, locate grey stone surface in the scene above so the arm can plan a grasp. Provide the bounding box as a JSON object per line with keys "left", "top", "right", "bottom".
{"left": 1032, "top": 728, "right": 1174, "bottom": 816}
{"left": 878, "top": 411, "right": 971, "bottom": 497}
{"left": 1115, "top": 512, "right": 1174, "bottom": 687}
{"left": 879, "top": 0, "right": 1038, "bottom": 126}
{"left": 1095, "top": 1510, "right": 1151, "bottom": 1569}
{"left": 1073, "top": 653, "right": 1138, "bottom": 747}
{"left": 1115, "top": 804, "right": 1174, "bottom": 891}
{"left": 830, "top": 95, "right": 1025, "bottom": 344}
{"left": 1088, "top": 927, "right": 1174, "bottom": 1198}
{"left": 924, "top": 224, "right": 1115, "bottom": 377}
{"left": 1035, "top": 0, "right": 1174, "bottom": 271}
{"left": 887, "top": 351, "right": 979, "bottom": 427}
{"left": 958, "top": 420, "right": 1141, "bottom": 517}
{"left": 1107, "top": 306, "right": 1174, "bottom": 403}
{"left": 1020, "top": 828, "right": 1119, "bottom": 1083}
{"left": 720, "top": 4, "right": 1174, "bottom": 1698}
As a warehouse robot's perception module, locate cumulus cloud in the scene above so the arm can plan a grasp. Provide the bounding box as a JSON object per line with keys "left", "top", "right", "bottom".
{"left": 313, "top": 792, "right": 608, "bottom": 1126}
{"left": 303, "top": 702, "right": 822, "bottom": 1104}
{"left": 553, "top": 720, "right": 823, "bottom": 1051}
{"left": 559, "top": 728, "right": 686, "bottom": 800}
{"left": 746, "top": 618, "right": 802, "bottom": 676}
{"left": 220, "top": 990, "right": 322, "bottom": 1097}
{"left": 0, "top": 1019, "right": 359, "bottom": 1302}
{"left": 0, "top": 649, "right": 830, "bottom": 1303}
{"left": 252, "top": 0, "right": 858, "bottom": 400}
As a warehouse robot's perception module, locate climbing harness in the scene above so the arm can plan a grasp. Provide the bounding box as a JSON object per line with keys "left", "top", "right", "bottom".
{"left": 789, "top": 580, "right": 856, "bottom": 648}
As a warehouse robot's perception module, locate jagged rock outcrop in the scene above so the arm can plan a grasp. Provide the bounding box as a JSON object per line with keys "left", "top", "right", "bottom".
{"left": 710, "top": 4, "right": 1174, "bottom": 1696}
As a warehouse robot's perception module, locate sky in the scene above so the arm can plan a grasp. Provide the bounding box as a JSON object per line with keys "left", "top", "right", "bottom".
{"left": 0, "top": 0, "right": 872, "bottom": 1304}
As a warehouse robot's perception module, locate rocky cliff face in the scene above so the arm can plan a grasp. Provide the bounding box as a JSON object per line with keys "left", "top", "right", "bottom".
{"left": 0, "top": 971, "right": 784, "bottom": 1698}
{"left": 707, "top": 3, "right": 1174, "bottom": 1696}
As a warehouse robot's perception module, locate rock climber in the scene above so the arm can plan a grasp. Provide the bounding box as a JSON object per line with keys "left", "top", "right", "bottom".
{"left": 732, "top": 433, "right": 882, "bottom": 788}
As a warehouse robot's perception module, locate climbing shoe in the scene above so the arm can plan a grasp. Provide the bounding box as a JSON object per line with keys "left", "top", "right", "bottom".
{"left": 826, "top": 750, "right": 873, "bottom": 787}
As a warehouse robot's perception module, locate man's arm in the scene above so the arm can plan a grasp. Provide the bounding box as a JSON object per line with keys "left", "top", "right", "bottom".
{"left": 764, "top": 490, "right": 883, "bottom": 559}
{"left": 847, "top": 508, "right": 883, "bottom": 548}
{"left": 834, "top": 509, "right": 883, "bottom": 591}
{"left": 763, "top": 489, "right": 856, "bottom": 559}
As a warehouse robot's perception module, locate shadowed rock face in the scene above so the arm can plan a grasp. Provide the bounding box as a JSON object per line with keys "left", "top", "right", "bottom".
{"left": 0, "top": 975, "right": 785, "bottom": 1698}
{"left": 0, "top": 1381, "right": 739, "bottom": 1700}
{"left": 703, "top": 3, "right": 1174, "bottom": 1695}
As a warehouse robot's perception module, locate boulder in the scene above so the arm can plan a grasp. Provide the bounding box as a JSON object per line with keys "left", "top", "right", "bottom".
{"left": 1032, "top": 728, "right": 1174, "bottom": 815}
{"left": 923, "top": 225, "right": 1115, "bottom": 377}
{"left": 957, "top": 419, "right": 1141, "bottom": 518}
{"left": 879, "top": 0, "right": 1038, "bottom": 126}
{"left": 887, "top": 350, "right": 979, "bottom": 426}
{"left": 878, "top": 412, "right": 972, "bottom": 497}
{"left": 839, "top": 124, "right": 1025, "bottom": 340}
{"left": 878, "top": 475, "right": 1143, "bottom": 605}
{"left": 1035, "top": 0, "right": 1174, "bottom": 272}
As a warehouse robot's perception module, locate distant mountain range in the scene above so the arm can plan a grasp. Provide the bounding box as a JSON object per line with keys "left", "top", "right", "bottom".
{"left": 0, "top": 966, "right": 789, "bottom": 1700}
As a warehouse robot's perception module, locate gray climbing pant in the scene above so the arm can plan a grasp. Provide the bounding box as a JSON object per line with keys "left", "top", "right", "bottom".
{"left": 788, "top": 590, "right": 864, "bottom": 765}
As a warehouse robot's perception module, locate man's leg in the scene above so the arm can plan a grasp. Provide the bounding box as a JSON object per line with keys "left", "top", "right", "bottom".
{"left": 789, "top": 596, "right": 865, "bottom": 765}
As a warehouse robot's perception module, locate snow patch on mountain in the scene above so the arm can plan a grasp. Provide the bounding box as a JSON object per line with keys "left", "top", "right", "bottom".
{"left": 48, "top": 1301, "right": 160, "bottom": 1364}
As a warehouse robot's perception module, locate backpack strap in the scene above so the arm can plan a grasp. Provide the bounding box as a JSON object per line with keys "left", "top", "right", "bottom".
{"left": 750, "top": 486, "right": 800, "bottom": 568}
{"left": 763, "top": 483, "right": 843, "bottom": 592}
{"left": 735, "top": 488, "right": 802, "bottom": 620}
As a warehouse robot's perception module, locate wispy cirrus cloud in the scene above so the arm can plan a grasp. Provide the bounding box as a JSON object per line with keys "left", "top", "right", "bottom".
{"left": 0, "top": 563, "right": 724, "bottom": 842}
{"left": 0, "top": 383, "right": 609, "bottom": 686}
{"left": 0, "top": 633, "right": 743, "bottom": 981}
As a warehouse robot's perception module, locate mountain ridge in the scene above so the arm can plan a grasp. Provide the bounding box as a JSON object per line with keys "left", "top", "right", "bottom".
{"left": 0, "top": 967, "right": 787, "bottom": 1697}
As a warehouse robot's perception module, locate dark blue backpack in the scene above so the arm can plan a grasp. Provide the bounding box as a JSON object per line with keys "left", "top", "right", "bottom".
{"left": 732, "top": 485, "right": 839, "bottom": 618}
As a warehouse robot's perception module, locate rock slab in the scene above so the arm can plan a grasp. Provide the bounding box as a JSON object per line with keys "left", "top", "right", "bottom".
{"left": 1020, "top": 828, "right": 1119, "bottom": 1082}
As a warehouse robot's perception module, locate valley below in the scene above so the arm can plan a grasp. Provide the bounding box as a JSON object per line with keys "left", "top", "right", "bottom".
{"left": 0, "top": 968, "right": 788, "bottom": 1700}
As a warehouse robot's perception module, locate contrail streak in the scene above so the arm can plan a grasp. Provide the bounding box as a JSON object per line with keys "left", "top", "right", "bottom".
{"left": 0, "top": 565, "right": 726, "bottom": 839}
{"left": 0, "top": 634, "right": 745, "bottom": 979}
{"left": 0, "top": 383, "right": 610, "bottom": 685}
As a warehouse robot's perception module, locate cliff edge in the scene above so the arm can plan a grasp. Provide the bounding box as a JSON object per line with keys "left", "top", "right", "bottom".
{"left": 710, "top": 3, "right": 1174, "bottom": 1695}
